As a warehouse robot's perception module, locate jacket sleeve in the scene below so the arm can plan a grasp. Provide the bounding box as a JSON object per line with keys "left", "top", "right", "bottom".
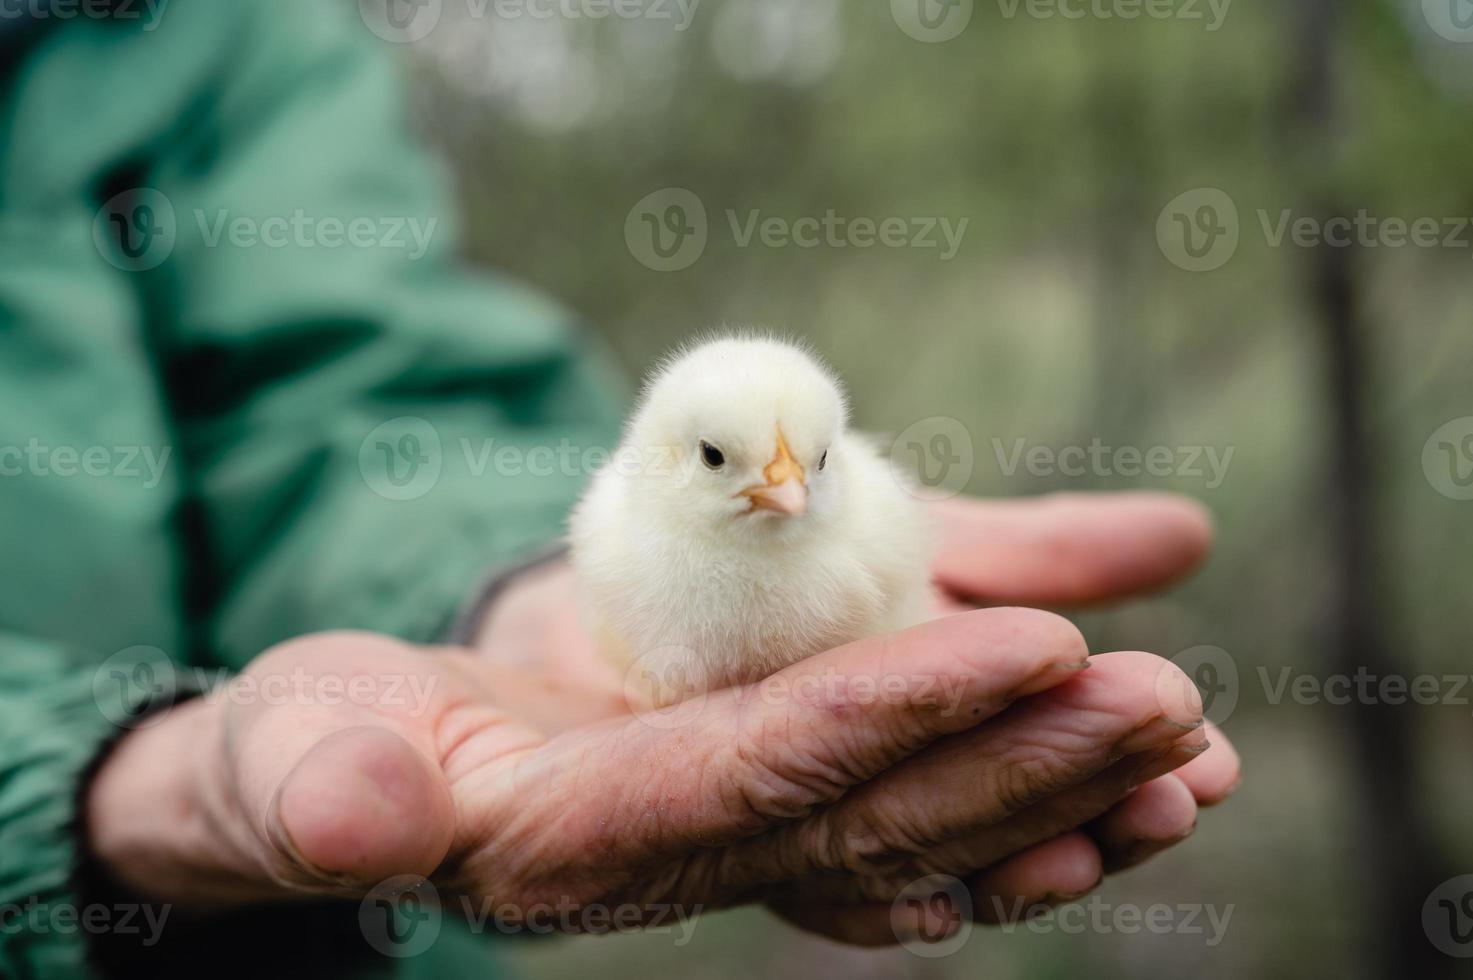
{"left": 0, "top": 636, "right": 171, "bottom": 979}
{"left": 142, "top": 1, "right": 625, "bottom": 666}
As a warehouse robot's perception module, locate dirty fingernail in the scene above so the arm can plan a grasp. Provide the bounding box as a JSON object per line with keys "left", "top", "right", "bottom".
{"left": 1127, "top": 740, "right": 1210, "bottom": 791}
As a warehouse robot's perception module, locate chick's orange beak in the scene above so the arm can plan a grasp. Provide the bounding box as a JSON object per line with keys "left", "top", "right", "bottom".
{"left": 740, "top": 428, "right": 808, "bottom": 516}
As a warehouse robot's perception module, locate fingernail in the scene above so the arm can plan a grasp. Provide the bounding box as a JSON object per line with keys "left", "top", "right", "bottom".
{"left": 1044, "top": 873, "right": 1104, "bottom": 906}
{"left": 266, "top": 787, "right": 366, "bottom": 890}
{"left": 1127, "top": 739, "right": 1210, "bottom": 791}
{"left": 1113, "top": 714, "right": 1204, "bottom": 758}
{"left": 1118, "top": 843, "right": 1163, "bottom": 873}
{"left": 1104, "top": 827, "right": 1193, "bottom": 873}
{"left": 1003, "top": 657, "right": 1091, "bottom": 703}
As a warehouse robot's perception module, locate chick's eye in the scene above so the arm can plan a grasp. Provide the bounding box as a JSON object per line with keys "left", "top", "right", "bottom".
{"left": 699, "top": 440, "right": 725, "bottom": 469}
{"left": 818, "top": 450, "right": 828, "bottom": 471}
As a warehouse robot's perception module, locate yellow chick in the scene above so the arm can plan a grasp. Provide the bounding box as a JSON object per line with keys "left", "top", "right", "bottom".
{"left": 570, "top": 335, "right": 933, "bottom": 696}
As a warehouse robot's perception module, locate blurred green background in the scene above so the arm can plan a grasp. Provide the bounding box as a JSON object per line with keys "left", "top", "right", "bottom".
{"left": 381, "top": 0, "right": 1473, "bottom": 976}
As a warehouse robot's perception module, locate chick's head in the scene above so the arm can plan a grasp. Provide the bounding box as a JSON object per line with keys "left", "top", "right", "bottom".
{"left": 626, "top": 336, "right": 848, "bottom": 530}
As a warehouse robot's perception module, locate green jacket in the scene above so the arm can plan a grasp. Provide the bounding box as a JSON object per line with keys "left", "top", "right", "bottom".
{"left": 0, "top": 2, "right": 621, "bottom": 976}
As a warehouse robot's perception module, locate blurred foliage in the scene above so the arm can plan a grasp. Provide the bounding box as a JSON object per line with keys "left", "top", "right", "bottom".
{"left": 382, "top": 0, "right": 1473, "bottom": 976}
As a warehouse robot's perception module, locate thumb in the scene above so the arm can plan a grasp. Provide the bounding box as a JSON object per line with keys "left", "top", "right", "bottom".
{"left": 268, "top": 726, "right": 455, "bottom": 886}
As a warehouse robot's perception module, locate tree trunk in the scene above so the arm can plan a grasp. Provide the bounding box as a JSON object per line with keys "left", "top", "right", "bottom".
{"left": 1288, "top": 1, "right": 1450, "bottom": 976}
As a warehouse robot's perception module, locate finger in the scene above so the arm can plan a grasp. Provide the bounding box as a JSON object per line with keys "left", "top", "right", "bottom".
{"left": 1090, "top": 774, "right": 1199, "bottom": 873}
{"left": 1171, "top": 720, "right": 1242, "bottom": 806}
{"left": 916, "top": 734, "right": 1208, "bottom": 875}
{"left": 717, "top": 650, "right": 1204, "bottom": 887}
{"left": 931, "top": 492, "right": 1213, "bottom": 607}
{"left": 700, "top": 607, "right": 1091, "bottom": 833}
{"left": 767, "top": 833, "right": 1106, "bottom": 945}
{"left": 515, "top": 608, "right": 1090, "bottom": 883}
{"left": 973, "top": 832, "right": 1104, "bottom": 923}
{"left": 771, "top": 742, "right": 1207, "bottom": 919}
{"left": 933, "top": 593, "right": 976, "bottom": 618}
{"left": 766, "top": 901, "right": 899, "bottom": 948}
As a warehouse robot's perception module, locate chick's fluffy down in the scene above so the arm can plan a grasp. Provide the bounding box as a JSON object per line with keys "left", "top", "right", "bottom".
{"left": 569, "top": 336, "right": 933, "bottom": 693}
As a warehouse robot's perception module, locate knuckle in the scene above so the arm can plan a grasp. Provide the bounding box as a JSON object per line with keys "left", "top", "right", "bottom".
{"left": 823, "top": 796, "right": 940, "bottom": 875}
{"left": 720, "top": 727, "right": 848, "bottom": 831}
{"left": 991, "top": 751, "right": 1077, "bottom": 814}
